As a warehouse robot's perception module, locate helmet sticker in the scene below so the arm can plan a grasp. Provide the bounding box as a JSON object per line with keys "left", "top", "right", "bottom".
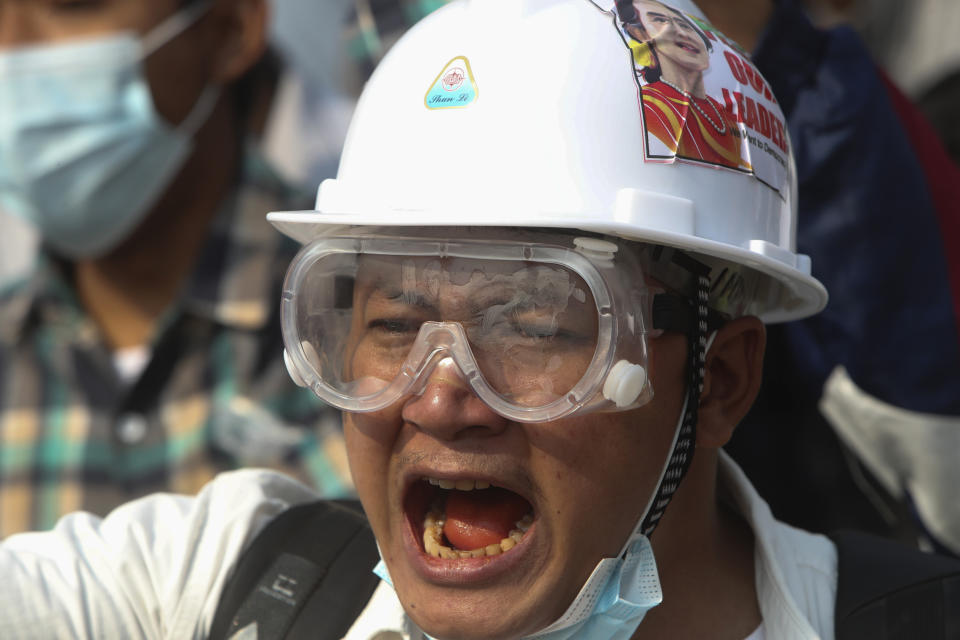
{"left": 425, "top": 56, "right": 479, "bottom": 109}
{"left": 591, "top": 0, "right": 789, "bottom": 197}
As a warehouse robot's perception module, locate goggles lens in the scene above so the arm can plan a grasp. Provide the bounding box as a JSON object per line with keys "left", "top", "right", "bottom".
{"left": 283, "top": 233, "right": 653, "bottom": 421}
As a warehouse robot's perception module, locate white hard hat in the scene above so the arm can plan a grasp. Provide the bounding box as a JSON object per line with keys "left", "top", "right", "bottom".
{"left": 269, "top": 0, "right": 827, "bottom": 323}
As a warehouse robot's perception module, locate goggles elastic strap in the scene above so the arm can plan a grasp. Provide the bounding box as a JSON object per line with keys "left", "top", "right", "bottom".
{"left": 141, "top": 1, "right": 212, "bottom": 59}
{"left": 652, "top": 292, "right": 726, "bottom": 334}
{"left": 638, "top": 274, "right": 711, "bottom": 539}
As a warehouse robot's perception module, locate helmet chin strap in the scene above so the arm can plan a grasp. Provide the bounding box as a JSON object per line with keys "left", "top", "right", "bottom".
{"left": 620, "top": 273, "right": 714, "bottom": 557}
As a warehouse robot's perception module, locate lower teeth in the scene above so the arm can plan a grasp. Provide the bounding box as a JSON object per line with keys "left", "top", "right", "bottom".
{"left": 423, "top": 506, "right": 533, "bottom": 559}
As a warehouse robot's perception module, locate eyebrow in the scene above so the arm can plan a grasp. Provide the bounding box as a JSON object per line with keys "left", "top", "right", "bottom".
{"left": 353, "top": 270, "right": 436, "bottom": 310}
{"left": 379, "top": 286, "right": 438, "bottom": 312}
{"left": 644, "top": 9, "right": 692, "bottom": 27}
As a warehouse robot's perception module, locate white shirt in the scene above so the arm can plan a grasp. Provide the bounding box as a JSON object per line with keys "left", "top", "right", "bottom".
{"left": 0, "top": 453, "right": 834, "bottom": 639}
{"left": 719, "top": 450, "right": 836, "bottom": 640}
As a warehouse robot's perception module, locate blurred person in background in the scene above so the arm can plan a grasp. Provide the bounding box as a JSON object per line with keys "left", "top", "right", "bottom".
{"left": 917, "top": 70, "right": 960, "bottom": 164}
{"left": 0, "top": 0, "right": 357, "bottom": 293}
{"left": 0, "top": 0, "right": 352, "bottom": 537}
{"left": 693, "top": 0, "right": 960, "bottom": 557}
{"left": 258, "top": 0, "right": 356, "bottom": 192}
{"left": 0, "top": 210, "right": 36, "bottom": 291}
{"left": 800, "top": 0, "right": 960, "bottom": 163}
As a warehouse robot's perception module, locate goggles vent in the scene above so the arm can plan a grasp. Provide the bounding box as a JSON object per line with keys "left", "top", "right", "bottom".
{"left": 603, "top": 360, "right": 648, "bottom": 408}
{"left": 574, "top": 237, "right": 619, "bottom": 265}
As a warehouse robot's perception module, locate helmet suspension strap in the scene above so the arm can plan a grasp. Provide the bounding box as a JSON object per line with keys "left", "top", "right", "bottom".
{"left": 638, "top": 273, "right": 710, "bottom": 538}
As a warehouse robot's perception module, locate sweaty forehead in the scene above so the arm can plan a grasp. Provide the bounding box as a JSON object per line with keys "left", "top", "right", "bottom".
{"left": 353, "top": 255, "right": 592, "bottom": 308}
{"left": 357, "top": 254, "right": 546, "bottom": 277}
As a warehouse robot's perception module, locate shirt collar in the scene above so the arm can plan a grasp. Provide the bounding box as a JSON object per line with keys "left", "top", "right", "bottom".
{"left": 0, "top": 253, "right": 88, "bottom": 345}
{"left": 718, "top": 450, "right": 836, "bottom": 639}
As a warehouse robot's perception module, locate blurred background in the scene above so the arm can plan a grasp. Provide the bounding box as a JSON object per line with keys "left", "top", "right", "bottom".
{"left": 806, "top": 0, "right": 960, "bottom": 161}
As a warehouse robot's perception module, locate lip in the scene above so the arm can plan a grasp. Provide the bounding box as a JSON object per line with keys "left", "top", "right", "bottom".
{"left": 674, "top": 39, "right": 700, "bottom": 55}
{"left": 399, "top": 469, "right": 539, "bottom": 585}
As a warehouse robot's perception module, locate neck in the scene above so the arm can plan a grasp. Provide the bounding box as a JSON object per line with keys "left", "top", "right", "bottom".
{"left": 633, "top": 451, "right": 761, "bottom": 639}
{"left": 658, "top": 60, "right": 707, "bottom": 99}
{"left": 74, "top": 93, "right": 240, "bottom": 350}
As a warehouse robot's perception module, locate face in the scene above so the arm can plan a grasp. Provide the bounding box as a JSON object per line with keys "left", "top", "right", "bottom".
{"left": 343, "top": 256, "right": 689, "bottom": 639}
{"left": 0, "top": 0, "right": 217, "bottom": 125}
{"left": 634, "top": 0, "right": 710, "bottom": 73}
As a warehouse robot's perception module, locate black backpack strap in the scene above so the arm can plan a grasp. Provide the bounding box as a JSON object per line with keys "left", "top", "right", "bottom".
{"left": 209, "top": 499, "right": 381, "bottom": 640}
{"left": 831, "top": 530, "right": 960, "bottom": 640}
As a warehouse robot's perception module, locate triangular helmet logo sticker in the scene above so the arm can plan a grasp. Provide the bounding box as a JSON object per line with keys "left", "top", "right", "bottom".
{"left": 425, "top": 56, "right": 478, "bottom": 109}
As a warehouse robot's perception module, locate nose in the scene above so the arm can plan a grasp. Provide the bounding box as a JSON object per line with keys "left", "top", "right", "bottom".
{"left": 402, "top": 357, "right": 510, "bottom": 441}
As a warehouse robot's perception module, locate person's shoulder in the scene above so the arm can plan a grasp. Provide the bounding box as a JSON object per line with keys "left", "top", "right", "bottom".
{"left": 216, "top": 467, "right": 320, "bottom": 494}
{"left": 0, "top": 471, "right": 324, "bottom": 639}
{"left": 831, "top": 530, "right": 960, "bottom": 639}
{"left": 191, "top": 468, "right": 322, "bottom": 518}
{"left": 768, "top": 518, "right": 837, "bottom": 573}
{"left": 718, "top": 451, "right": 838, "bottom": 636}
{"left": 4, "top": 469, "right": 323, "bottom": 549}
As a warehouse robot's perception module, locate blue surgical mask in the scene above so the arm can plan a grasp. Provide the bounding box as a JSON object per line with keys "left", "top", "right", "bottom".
{"left": 373, "top": 536, "right": 663, "bottom": 640}
{"left": 0, "top": 2, "right": 217, "bottom": 259}
{"left": 520, "top": 536, "right": 662, "bottom": 640}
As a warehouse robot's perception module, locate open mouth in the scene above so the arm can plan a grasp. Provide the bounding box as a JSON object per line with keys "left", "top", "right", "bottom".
{"left": 406, "top": 477, "right": 534, "bottom": 559}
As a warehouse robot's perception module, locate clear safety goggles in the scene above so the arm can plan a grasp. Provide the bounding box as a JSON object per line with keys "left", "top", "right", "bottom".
{"left": 281, "top": 228, "right": 703, "bottom": 423}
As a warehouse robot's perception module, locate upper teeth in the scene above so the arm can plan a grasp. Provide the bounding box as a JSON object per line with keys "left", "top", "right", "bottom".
{"left": 425, "top": 477, "right": 491, "bottom": 491}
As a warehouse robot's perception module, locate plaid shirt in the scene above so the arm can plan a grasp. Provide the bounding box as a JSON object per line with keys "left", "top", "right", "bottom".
{"left": 0, "top": 150, "right": 353, "bottom": 537}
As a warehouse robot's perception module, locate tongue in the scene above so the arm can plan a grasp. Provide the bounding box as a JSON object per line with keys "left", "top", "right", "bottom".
{"left": 443, "top": 487, "right": 531, "bottom": 551}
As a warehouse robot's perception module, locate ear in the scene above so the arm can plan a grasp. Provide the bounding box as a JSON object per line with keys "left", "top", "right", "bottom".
{"left": 207, "top": 0, "right": 269, "bottom": 84}
{"left": 696, "top": 316, "right": 765, "bottom": 448}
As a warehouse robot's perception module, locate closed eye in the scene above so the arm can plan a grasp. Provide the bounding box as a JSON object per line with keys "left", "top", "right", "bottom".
{"left": 367, "top": 317, "right": 423, "bottom": 336}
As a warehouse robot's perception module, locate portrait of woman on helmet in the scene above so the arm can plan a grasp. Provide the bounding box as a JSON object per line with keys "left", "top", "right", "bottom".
{"left": 615, "top": 0, "right": 747, "bottom": 171}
